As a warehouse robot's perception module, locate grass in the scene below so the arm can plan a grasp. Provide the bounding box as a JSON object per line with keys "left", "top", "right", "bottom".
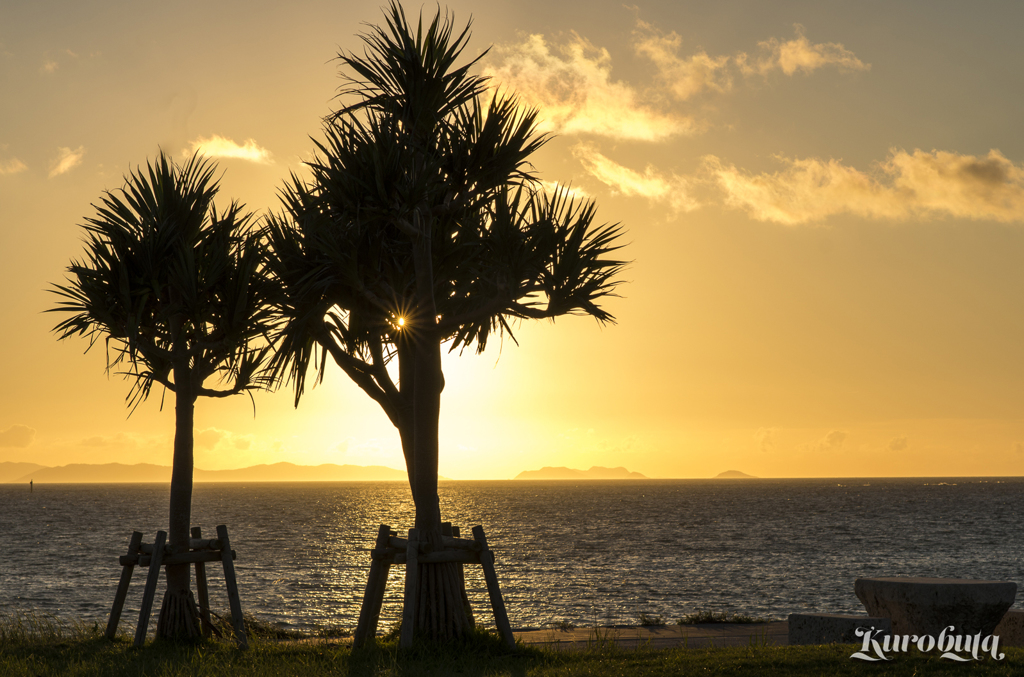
{"left": 677, "top": 610, "right": 767, "bottom": 625}
{"left": 0, "top": 613, "right": 1021, "bottom": 676}
{"left": 223, "top": 612, "right": 351, "bottom": 640}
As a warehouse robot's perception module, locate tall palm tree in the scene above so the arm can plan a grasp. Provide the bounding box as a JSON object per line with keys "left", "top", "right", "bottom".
{"left": 49, "top": 151, "right": 273, "bottom": 640}
{"left": 264, "top": 2, "right": 626, "bottom": 642}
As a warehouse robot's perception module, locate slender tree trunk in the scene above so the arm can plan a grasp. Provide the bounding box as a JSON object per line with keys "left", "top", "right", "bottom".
{"left": 411, "top": 334, "right": 442, "bottom": 533}
{"left": 410, "top": 209, "right": 442, "bottom": 533}
{"left": 396, "top": 340, "right": 416, "bottom": 494}
{"left": 156, "top": 359, "right": 201, "bottom": 640}
{"left": 400, "top": 211, "right": 474, "bottom": 642}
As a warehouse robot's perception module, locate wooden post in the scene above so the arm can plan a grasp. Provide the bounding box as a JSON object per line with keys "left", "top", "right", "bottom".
{"left": 217, "top": 525, "right": 248, "bottom": 649}
{"left": 106, "top": 531, "right": 143, "bottom": 640}
{"left": 353, "top": 524, "right": 393, "bottom": 648}
{"left": 399, "top": 528, "right": 420, "bottom": 649}
{"left": 134, "top": 530, "right": 166, "bottom": 648}
{"left": 452, "top": 526, "right": 475, "bottom": 626}
{"left": 472, "top": 525, "right": 515, "bottom": 649}
{"left": 191, "top": 526, "right": 212, "bottom": 638}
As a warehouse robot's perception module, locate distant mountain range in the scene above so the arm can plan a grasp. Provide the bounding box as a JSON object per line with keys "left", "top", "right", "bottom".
{"left": 0, "top": 461, "right": 658, "bottom": 483}
{"left": 715, "top": 470, "right": 758, "bottom": 478}
{"left": 514, "top": 466, "right": 647, "bottom": 480}
{"left": 0, "top": 461, "right": 408, "bottom": 484}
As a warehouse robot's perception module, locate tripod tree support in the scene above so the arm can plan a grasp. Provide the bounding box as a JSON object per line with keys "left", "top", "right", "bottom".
{"left": 353, "top": 523, "right": 515, "bottom": 649}
{"left": 107, "top": 525, "right": 247, "bottom": 648}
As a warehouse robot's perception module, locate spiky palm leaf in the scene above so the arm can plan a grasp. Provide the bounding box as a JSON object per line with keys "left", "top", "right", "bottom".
{"left": 49, "top": 151, "right": 275, "bottom": 410}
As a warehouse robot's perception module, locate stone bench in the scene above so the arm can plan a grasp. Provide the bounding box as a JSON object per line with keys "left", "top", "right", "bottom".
{"left": 855, "top": 577, "right": 1017, "bottom": 636}
{"left": 788, "top": 613, "right": 891, "bottom": 645}
{"left": 994, "top": 609, "right": 1024, "bottom": 646}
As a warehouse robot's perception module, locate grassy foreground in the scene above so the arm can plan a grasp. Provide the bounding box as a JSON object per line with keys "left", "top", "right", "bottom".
{"left": 1, "top": 616, "right": 1021, "bottom": 676}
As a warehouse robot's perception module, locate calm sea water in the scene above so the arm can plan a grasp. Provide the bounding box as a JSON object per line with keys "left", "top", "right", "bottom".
{"left": 0, "top": 478, "right": 1021, "bottom": 633}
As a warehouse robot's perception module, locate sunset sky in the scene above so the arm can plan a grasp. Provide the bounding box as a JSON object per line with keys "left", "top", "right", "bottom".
{"left": 2, "top": 1, "right": 1023, "bottom": 479}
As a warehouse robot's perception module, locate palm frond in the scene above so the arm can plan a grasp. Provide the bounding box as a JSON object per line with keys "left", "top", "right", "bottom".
{"left": 48, "top": 151, "right": 275, "bottom": 411}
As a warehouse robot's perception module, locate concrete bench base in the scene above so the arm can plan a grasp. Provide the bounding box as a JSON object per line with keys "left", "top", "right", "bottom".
{"left": 788, "top": 613, "right": 891, "bottom": 645}
{"left": 994, "top": 609, "right": 1024, "bottom": 647}
{"left": 855, "top": 577, "right": 1016, "bottom": 636}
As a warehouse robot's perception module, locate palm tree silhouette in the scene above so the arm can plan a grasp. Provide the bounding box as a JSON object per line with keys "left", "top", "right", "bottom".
{"left": 264, "top": 2, "right": 626, "bottom": 642}
{"left": 49, "top": 151, "right": 274, "bottom": 640}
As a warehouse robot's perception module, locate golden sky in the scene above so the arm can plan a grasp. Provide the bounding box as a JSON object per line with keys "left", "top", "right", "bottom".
{"left": 2, "top": 1, "right": 1024, "bottom": 479}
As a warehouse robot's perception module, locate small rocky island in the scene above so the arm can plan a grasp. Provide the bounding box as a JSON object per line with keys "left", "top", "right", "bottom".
{"left": 514, "top": 466, "right": 648, "bottom": 480}
{"left": 715, "top": 470, "right": 758, "bottom": 479}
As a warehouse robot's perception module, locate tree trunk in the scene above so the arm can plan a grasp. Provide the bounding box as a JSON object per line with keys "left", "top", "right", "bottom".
{"left": 156, "top": 360, "right": 201, "bottom": 640}
{"left": 400, "top": 212, "right": 474, "bottom": 643}
{"left": 411, "top": 334, "right": 442, "bottom": 534}
{"left": 402, "top": 344, "right": 475, "bottom": 643}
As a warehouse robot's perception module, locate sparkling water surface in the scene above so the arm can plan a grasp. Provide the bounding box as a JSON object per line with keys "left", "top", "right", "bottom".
{"left": 1, "top": 478, "right": 1021, "bottom": 632}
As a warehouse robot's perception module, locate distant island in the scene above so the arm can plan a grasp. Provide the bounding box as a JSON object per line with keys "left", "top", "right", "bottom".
{"left": 715, "top": 470, "right": 758, "bottom": 479}
{"left": 0, "top": 461, "right": 408, "bottom": 484}
{"left": 514, "top": 466, "right": 647, "bottom": 480}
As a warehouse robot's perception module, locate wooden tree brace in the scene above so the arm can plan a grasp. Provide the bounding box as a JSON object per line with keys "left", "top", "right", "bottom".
{"left": 106, "top": 525, "right": 247, "bottom": 649}
{"left": 139, "top": 537, "right": 224, "bottom": 554}
{"left": 352, "top": 523, "right": 515, "bottom": 650}
{"left": 399, "top": 528, "right": 420, "bottom": 649}
{"left": 353, "top": 524, "right": 395, "bottom": 648}
{"left": 387, "top": 534, "right": 483, "bottom": 552}
{"left": 372, "top": 548, "right": 480, "bottom": 565}
{"left": 120, "top": 550, "right": 237, "bottom": 567}
{"left": 192, "top": 526, "right": 213, "bottom": 638}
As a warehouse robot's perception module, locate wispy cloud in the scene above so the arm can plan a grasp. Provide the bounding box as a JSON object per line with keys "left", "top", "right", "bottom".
{"left": 0, "top": 157, "right": 27, "bottom": 175}
{"left": 485, "top": 22, "right": 868, "bottom": 143}
{"left": 705, "top": 149, "right": 1024, "bottom": 225}
{"left": 48, "top": 146, "right": 85, "bottom": 177}
{"left": 196, "top": 428, "right": 225, "bottom": 450}
{"left": 888, "top": 436, "right": 909, "bottom": 452}
{"left": 573, "top": 142, "right": 700, "bottom": 212}
{"left": 742, "top": 25, "right": 870, "bottom": 76}
{"left": 754, "top": 427, "right": 776, "bottom": 453}
{"left": 484, "top": 33, "right": 698, "bottom": 141}
{"left": 40, "top": 48, "right": 83, "bottom": 75}
{"left": 632, "top": 21, "right": 868, "bottom": 100}
{"left": 539, "top": 180, "right": 590, "bottom": 201}
{"left": 0, "top": 424, "right": 36, "bottom": 448}
{"left": 79, "top": 432, "right": 139, "bottom": 449}
{"left": 185, "top": 135, "right": 273, "bottom": 164}
{"left": 632, "top": 20, "right": 733, "bottom": 100}
{"left": 810, "top": 429, "right": 848, "bottom": 452}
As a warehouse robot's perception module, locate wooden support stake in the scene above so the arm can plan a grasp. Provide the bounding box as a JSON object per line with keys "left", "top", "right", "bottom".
{"left": 452, "top": 526, "right": 475, "bottom": 627}
{"left": 440, "top": 523, "right": 457, "bottom": 636}
{"left": 217, "top": 525, "right": 248, "bottom": 649}
{"left": 106, "top": 531, "right": 143, "bottom": 640}
{"left": 191, "top": 527, "right": 212, "bottom": 638}
{"left": 353, "top": 524, "right": 393, "bottom": 648}
{"left": 399, "top": 528, "right": 420, "bottom": 649}
{"left": 134, "top": 530, "right": 165, "bottom": 648}
{"left": 472, "top": 525, "right": 515, "bottom": 649}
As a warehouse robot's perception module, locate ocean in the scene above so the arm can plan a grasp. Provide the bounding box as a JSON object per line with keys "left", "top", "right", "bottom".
{"left": 1, "top": 478, "right": 1021, "bottom": 633}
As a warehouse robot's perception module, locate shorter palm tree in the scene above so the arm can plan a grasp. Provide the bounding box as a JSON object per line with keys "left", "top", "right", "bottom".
{"left": 49, "top": 151, "right": 274, "bottom": 640}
